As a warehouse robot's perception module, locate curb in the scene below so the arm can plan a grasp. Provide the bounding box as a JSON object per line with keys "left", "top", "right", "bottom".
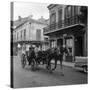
{"left": 51, "top": 61, "right": 75, "bottom": 68}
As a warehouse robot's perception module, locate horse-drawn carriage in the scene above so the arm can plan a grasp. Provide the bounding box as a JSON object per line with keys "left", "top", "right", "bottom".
{"left": 21, "top": 46, "right": 69, "bottom": 72}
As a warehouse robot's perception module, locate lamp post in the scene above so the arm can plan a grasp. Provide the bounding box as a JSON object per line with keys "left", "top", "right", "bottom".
{"left": 29, "top": 22, "right": 31, "bottom": 46}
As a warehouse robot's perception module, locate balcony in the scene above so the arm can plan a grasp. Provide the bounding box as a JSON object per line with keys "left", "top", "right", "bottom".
{"left": 43, "top": 15, "right": 85, "bottom": 35}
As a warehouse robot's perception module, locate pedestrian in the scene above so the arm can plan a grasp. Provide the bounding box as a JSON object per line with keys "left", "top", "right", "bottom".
{"left": 59, "top": 45, "right": 65, "bottom": 76}
{"left": 34, "top": 46, "right": 39, "bottom": 67}
{"left": 21, "top": 45, "right": 26, "bottom": 55}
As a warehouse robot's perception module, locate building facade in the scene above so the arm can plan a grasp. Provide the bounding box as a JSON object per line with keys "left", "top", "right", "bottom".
{"left": 13, "top": 16, "right": 49, "bottom": 51}
{"left": 43, "top": 4, "right": 88, "bottom": 62}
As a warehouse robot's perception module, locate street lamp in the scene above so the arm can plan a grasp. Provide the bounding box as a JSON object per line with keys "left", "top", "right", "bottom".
{"left": 29, "top": 22, "right": 31, "bottom": 46}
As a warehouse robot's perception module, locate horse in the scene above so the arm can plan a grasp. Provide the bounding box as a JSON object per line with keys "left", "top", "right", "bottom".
{"left": 33, "top": 47, "right": 62, "bottom": 71}
{"left": 25, "top": 46, "right": 69, "bottom": 73}
{"left": 34, "top": 48, "right": 56, "bottom": 71}
{"left": 45, "top": 46, "right": 69, "bottom": 73}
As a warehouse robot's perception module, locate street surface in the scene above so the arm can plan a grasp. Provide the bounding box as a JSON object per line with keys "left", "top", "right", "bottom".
{"left": 13, "top": 54, "right": 87, "bottom": 88}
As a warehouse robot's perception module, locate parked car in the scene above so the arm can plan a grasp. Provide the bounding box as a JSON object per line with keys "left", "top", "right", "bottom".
{"left": 74, "top": 56, "right": 88, "bottom": 73}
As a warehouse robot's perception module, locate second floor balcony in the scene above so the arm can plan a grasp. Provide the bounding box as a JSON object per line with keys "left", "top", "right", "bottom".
{"left": 43, "top": 15, "right": 85, "bottom": 35}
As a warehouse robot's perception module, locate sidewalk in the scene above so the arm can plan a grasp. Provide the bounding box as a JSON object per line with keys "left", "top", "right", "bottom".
{"left": 51, "top": 60, "right": 75, "bottom": 68}
{"left": 62, "top": 61, "right": 75, "bottom": 67}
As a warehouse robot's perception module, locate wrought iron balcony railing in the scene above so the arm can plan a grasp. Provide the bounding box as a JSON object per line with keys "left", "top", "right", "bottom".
{"left": 43, "top": 15, "right": 84, "bottom": 34}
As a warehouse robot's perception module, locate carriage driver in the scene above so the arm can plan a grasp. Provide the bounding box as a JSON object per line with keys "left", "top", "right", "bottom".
{"left": 21, "top": 44, "right": 26, "bottom": 55}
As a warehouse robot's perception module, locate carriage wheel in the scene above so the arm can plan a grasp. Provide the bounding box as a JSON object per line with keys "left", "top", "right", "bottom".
{"left": 22, "top": 60, "right": 26, "bottom": 68}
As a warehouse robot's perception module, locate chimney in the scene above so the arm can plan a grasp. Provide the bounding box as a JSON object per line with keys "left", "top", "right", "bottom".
{"left": 18, "top": 16, "right": 22, "bottom": 21}
{"left": 41, "top": 16, "right": 44, "bottom": 19}
{"left": 38, "top": 16, "right": 45, "bottom": 22}
{"left": 28, "top": 15, "right": 33, "bottom": 19}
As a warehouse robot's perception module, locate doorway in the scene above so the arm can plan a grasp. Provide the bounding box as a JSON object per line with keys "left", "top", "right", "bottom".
{"left": 75, "top": 36, "right": 83, "bottom": 56}
{"left": 57, "top": 39, "right": 63, "bottom": 47}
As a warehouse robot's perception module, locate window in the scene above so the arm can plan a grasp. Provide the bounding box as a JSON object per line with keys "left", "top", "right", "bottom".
{"left": 65, "top": 6, "right": 72, "bottom": 18}
{"left": 50, "top": 13, "right": 56, "bottom": 24}
{"left": 68, "top": 6, "right": 71, "bottom": 17}
{"left": 17, "top": 32, "right": 19, "bottom": 41}
{"left": 58, "top": 9, "right": 62, "bottom": 22}
{"left": 14, "top": 31, "right": 16, "bottom": 41}
{"left": 21, "top": 30, "right": 23, "bottom": 40}
{"left": 74, "top": 6, "right": 78, "bottom": 15}
{"left": 44, "top": 37, "right": 48, "bottom": 41}
{"left": 51, "top": 40, "right": 56, "bottom": 48}
{"left": 66, "top": 38, "right": 73, "bottom": 56}
{"left": 66, "top": 38, "right": 73, "bottom": 47}
{"left": 24, "top": 29, "right": 26, "bottom": 40}
{"left": 36, "top": 29, "right": 41, "bottom": 41}
{"left": 65, "top": 6, "right": 78, "bottom": 17}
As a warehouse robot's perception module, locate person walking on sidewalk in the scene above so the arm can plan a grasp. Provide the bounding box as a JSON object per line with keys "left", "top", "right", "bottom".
{"left": 59, "top": 45, "right": 69, "bottom": 76}
{"left": 59, "top": 46, "right": 64, "bottom": 76}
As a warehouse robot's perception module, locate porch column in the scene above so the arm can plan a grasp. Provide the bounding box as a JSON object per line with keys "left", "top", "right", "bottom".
{"left": 72, "top": 35, "right": 75, "bottom": 62}
{"left": 83, "top": 31, "right": 87, "bottom": 56}
{"left": 49, "top": 40, "right": 51, "bottom": 48}
{"left": 55, "top": 38, "right": 57, "bottom": 47}
{"left": 63, "top": 35, "right": 66, "bottom": 61}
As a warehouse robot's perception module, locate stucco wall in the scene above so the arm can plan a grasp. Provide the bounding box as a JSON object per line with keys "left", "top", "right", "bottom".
{"left": 13, "top": 21, "right": 47, "bottom": 42}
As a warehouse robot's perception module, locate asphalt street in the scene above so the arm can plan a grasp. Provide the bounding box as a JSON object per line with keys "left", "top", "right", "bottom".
{"left": 13, "top": 55, "right": 87, "bottom": 88}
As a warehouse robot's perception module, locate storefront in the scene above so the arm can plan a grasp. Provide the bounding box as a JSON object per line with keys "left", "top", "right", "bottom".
{"left": 65, "top": 36, "right": 74, "bottom": 62}
{"left": 48, "top": 27, "right": 85, "bottom": 62}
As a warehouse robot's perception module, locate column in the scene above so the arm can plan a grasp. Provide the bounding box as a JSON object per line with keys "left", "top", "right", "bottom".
{"left": 49, "top": 40, "right": 51, "bottom": 48}
{"left": 55, "top": 38, "right": 57, "bottom": 47}
{"left": 72, "top": 35, "right": 75, "bottom": 62}
{"left": 84, "top": 30, "right": 87, "bottom": 56}
{"left": 63, "top": 35, "right": 66, "bottom": 61}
